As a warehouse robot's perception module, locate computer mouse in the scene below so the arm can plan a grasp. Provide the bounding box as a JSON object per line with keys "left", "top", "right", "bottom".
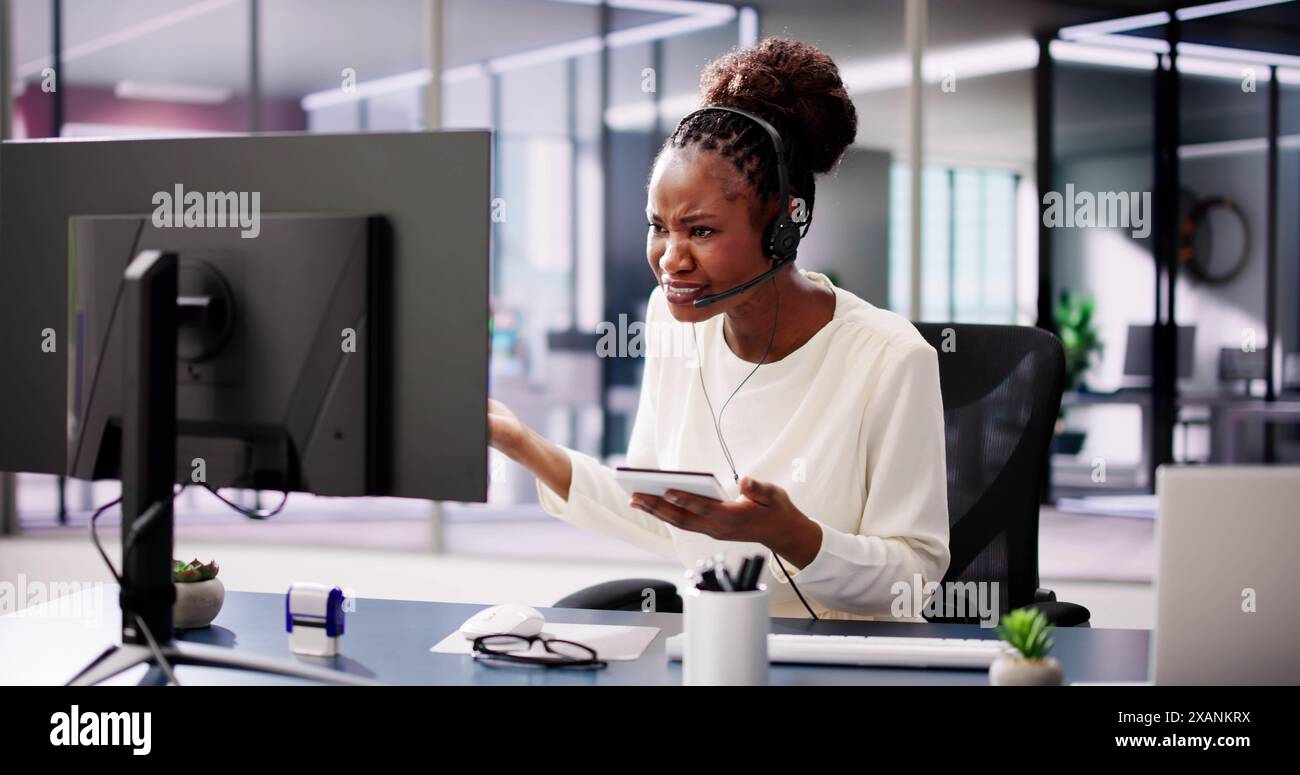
{"left": 458, "top": 604, "right": 545, "bottom": 639}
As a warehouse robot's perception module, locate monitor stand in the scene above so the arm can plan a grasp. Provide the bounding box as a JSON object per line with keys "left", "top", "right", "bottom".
{"left": 67, "top": 250, "right": 376, "bottom": 687}
{"left": 69, "top": 640, "right": 377, "bottom": 686}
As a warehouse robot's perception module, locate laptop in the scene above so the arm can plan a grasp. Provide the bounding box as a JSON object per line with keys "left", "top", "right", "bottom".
{"left": 1153, "top": 466, "right": 1300, "bottom": 685}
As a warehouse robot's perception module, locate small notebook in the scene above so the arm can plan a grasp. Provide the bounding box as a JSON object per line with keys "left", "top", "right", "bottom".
{"left": 430, "top": 622, "right": 660, "bottom": 661}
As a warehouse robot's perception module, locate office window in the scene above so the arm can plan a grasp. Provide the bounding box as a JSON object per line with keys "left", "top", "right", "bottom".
{"left": 9, "top": 0, "right": 51, "bottom": 138}
{"left": 60, "top": 0, "right": 257, "bottom": 137}
{"left": 889, "top": 163, "right": 1019, "bottom": 323}
{"left": 271, "top": 0, "right": 427, "bottom": 132}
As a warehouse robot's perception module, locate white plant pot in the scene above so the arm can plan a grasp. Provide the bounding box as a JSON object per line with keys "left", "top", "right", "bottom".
{"left": 989, "top": 655, "right": 1063, "bottom": 686}
{"left": 173, "top": 578, "right": 225, "bottom": 630}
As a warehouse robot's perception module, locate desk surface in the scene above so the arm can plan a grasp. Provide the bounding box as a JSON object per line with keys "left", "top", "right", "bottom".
{"left": 1, "top": 589, "right": 1151, "bottom": 685}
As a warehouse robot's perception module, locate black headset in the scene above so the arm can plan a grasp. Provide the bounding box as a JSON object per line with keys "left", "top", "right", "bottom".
{"left": 674, "top": 106, "right": 803, "bottom": 308}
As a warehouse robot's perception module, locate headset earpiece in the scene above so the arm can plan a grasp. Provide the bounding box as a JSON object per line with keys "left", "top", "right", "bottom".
{"left": 765, "top": 213, "right": 801, "bottom": 261}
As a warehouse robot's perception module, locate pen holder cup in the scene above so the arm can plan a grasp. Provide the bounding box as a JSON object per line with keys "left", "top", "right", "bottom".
{"left": 683, "top": 585, "right": 769, "bottom": 686}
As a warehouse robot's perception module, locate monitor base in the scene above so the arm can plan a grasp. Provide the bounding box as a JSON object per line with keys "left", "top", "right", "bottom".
{"left": 67, "top": 640, "right": 378, "bottom": 686}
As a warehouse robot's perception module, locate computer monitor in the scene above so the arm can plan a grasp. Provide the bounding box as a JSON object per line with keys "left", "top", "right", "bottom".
{"left": 1, "top": 131, "right": 489, "bottom": 502}
{"left": 1218, "top": 346, "right": 1268, "bottom": 383}
{"left": 0, "top": 131, "right": 491, "bottom": 684}
{"left": 1123, "top": 324, "right": 1196, "bottom": 380}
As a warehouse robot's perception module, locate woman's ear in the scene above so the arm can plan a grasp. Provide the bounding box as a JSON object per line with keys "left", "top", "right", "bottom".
{"left": 752, "top": 196, "right": 782, "bottom": 233}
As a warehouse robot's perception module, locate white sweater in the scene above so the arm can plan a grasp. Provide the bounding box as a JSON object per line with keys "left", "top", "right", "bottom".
{"left": 537, "top": 271, "right": 950, "bottom": 619}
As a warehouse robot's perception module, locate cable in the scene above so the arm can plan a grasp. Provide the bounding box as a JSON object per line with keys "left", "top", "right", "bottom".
{"left": 133, "top": 613, "right": 181, "bottom": 686}
{"left": 692, "top": 306, "right": 775, "bottom": 477}
{"left": 93, "top": 484, "right": 283, "bottom": 584}
{"left": 692, "top": 278, "right": 819, "bottom": 620}
{"left": 200, "top": 484, "right": 290, "bottom": 520}
{"left": 88, "top": 491, "right": 182, "bottom": 685}
{"left": 122, "top": 486, "right": 185, "bottom": 559}
{"left": 86, "top": 479, "right": 285, "bottom": 686}
{"left": 90, "top": 496, "right": 124, "bottom": 585}
{"left": 124, "top": 487, "right": 187, "bottom": 685}
{"left": 89, "top": 490, "right": 179, "bottom": 588}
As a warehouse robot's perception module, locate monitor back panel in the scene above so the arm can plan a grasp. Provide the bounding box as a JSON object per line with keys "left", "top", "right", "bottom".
{"left": 0, "top": 132, "right": 489, "bottom": 502}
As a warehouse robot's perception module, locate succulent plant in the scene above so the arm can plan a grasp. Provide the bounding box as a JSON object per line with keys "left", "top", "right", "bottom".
{"left": 996, "top": 607, "right": 1056, "bottom": 661}
{"left": 173, "top": 558, "right": 220, "bottom": 583}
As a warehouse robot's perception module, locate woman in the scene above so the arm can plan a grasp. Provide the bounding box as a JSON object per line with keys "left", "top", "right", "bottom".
{"left": 488, "top": 37, "right": 949, "bottom": 620}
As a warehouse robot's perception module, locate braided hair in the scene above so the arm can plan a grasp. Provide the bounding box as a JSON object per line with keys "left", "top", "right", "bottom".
{"left": 663, "top": 37, "right": 858, "bottom": 233}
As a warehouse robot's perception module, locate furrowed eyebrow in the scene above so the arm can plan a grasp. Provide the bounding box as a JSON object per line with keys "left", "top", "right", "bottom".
{"left": 646, "top": 211, "right": 718, "bottom": 224}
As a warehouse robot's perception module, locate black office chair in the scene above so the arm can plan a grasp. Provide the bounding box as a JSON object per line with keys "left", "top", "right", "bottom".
{"left": 554, "top": 323, "right": 1090, "bottom": 627}
{"left": 915, "top": 323, "right": 1089, "bottom": 627}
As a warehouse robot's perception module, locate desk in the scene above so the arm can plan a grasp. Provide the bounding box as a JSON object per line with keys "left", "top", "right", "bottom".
{"left": 0, "top": 589, "right": 1150, "bottom": 685}
{"left": 1218, "top": 400, "right": 1300, "bottom": 461}
{"left": 1057, "top": 389, "right": 1300, "bottom": 493}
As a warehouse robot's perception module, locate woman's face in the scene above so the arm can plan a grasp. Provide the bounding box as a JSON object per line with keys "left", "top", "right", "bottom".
{"left": 646, "top": 145, "right": 771, "bottom": 323}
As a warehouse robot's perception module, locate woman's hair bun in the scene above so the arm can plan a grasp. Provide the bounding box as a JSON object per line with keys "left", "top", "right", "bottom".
{"left": 698, "top": 36, "right": 857, "bottom": 175}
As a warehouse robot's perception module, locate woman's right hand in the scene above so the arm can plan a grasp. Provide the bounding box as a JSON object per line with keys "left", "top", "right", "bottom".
{"left": 487, "top": 398, "right": 573, "bottom": 501}
{"left": 488, "top": 398, "right": 529, "bottom": 460}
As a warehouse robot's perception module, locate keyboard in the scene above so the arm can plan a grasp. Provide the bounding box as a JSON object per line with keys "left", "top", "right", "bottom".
{"left": 665, "top": 632, "right": 1010, "bottom": 670}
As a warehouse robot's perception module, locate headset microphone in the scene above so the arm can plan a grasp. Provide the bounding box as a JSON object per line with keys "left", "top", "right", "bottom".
{"left": 674, "top": 106, "right": 803, "bottom": 309}
{"left": 691, "top": 254, "right": 797, "bottom": 308}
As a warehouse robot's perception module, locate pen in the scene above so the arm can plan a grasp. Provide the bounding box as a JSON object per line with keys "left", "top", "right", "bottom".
{"left": 737, "top": 557, "right": 754, "bottom": 590}
{"left": 713, "top": 553, "right": 741, "bottom": 592}
{"left": 716, "top": 559, "right": 735, "bottom": 592}
{"left": 691, "top": 559, "right": 710, "bottom": 590}
{"left": 743, "top": 555, "right": 765, "bottom": 590}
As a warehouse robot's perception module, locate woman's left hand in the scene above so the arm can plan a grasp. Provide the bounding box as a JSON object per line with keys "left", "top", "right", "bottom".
{"left": 629, "top": 476, "right": 823, "bottom": 568}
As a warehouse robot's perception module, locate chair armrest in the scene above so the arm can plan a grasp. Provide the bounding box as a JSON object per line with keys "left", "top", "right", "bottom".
{"left": 1023, "top": 600, "right": 1091, "bottom": 627}
{"left": 553, "top": 578, "right": 682, "bottom": 613}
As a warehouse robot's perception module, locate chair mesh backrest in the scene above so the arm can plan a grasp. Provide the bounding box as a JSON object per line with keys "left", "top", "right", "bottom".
{"left": 913, "top": 323, "right": 1065, "bottom": 622}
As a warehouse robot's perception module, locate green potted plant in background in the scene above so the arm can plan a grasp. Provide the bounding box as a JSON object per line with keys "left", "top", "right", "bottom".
{"left": 173, "top": 558, "right": 224, "bottom": 630}
{"left": 1053, "top": 290, "right": 1103, "bottom": 455}
{"left": 990, "top": 608, "right": 1062, "bottom": 686}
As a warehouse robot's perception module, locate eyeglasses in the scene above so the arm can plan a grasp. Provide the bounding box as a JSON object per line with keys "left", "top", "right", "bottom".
{"left": 471, "top": 633, "right": 608, "bottom": 670}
